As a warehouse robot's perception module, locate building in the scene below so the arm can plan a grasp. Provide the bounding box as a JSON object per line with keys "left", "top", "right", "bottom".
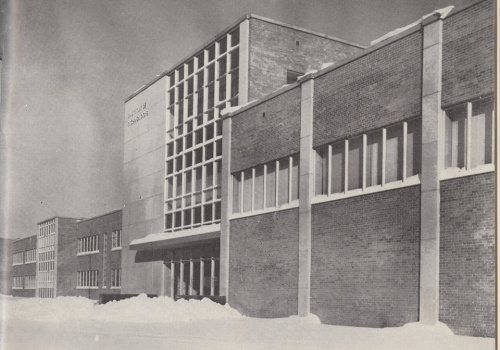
{"left": 122, "top": 14, "right": 363, "bottom": 297}
{"left": 122, "top": 0, "right": 494, "bottom": 338}
{"left": 1, "top": 237, "right": 14, "bottom": 295}
{"left": 10, "top": 235, "right": 37, "bottom": 297}
{"left": 8, "top": 210, "right": 122, "bottom": 300}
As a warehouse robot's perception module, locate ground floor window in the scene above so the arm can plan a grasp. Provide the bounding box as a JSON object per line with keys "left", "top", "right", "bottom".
{"left": 77, "top": 270, "right": 98, "bottom": 288}
{"left": 24, "top": 276, "right": 36, "bottom": 289}
{"left": 164, "top": 242, "right": 220, "bottom": 298}
{"left": 12, "top": 277, "right": 23, "bottom": 289}
{"left": 111, "top": 269, "right": 121, "bottom": 288}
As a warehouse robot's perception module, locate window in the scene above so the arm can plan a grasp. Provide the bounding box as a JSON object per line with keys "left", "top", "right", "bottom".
{"left": 111, "top": 269, "right": 121, "bottom": 288}
{"left": 24, "top": 276, "right": 36, "bottom": 289}
{"left": 77, "top": 235, "right": 99, "bottom": 255}
{"left": 286, "top": 70, "right": 304, "bottom": 84}
{"left": 232, "top": 155, "right": 299, "bottom": 214}
{"left": 445, "top": 97, "right": 494, "bottom": 171}
{"left": 314, "top": 118, "right": 421, "bottom": 198}
{"left": 13, "top": 252, "right": 23, "bottom": 265}
{"left": 111, "top": 230, "right": 121, "bottom": 250}
{"left": 12, "top": 277, "right": 23, "bottom": 289}
{"left": 25, "top": 249, "right": 36, "bottom": 263}
{"left": 77, "top": 270, "right": 99, "bottom": 288}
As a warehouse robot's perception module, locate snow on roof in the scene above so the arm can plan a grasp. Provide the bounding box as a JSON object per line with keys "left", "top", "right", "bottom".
{"left": 370, "top": 6, "right": 454, "bottom": 46}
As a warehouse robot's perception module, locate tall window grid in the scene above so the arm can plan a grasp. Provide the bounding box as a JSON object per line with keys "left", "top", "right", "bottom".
{"left": 38, "top": 219, "right": 56, "bottom": 298}
{"left": 444, "top": 96, "right": 494, "bottom": 171}
{"left": 77, "top": 235, "right": 99, "bottom": 255}
{"left": 165, "top": 27, "right": 240, "bottom": 232}
{"left": 77, "top": 270, "right": 99, "bottom": 288}
{"left": 314, "top": 118, "right": 422, "bottom": 197}
{"left": 232, "top": 155, "right": 300, "bottom": 214}
{"left": 25, "top": 249, "right": 37, "bottom": 264}
{"left": 12, "top": 252, "right": 23, "bottom": 265}
{"left": 111, "top": 230, "right": 122, "bottom": 249}
{"left": 111, "top": 269, "right": 121, "bottom": 288}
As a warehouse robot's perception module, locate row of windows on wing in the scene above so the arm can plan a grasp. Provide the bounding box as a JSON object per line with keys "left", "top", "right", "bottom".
{"left": 77, "top": 230, "right": 122, "bottom": 254}
{"left": 77, "top": 269, "right": 121, "bottom": 288}
{"left": 12, "top": 249, "right": 37, "bottom": 265}
{"left": 230, "top": 96, "right": 495, "bottom": 212}
{"left": 11, "top": 276, "right": 36, "bottom": 289}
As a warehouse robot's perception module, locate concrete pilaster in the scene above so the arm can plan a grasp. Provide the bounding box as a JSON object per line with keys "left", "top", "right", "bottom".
{"left": 219, "top": 116, "right": 232, "bottom": 299}
{"left": 298, "top": 77, "right": 314, "bottom": 316}
{"left": 238, "top": 19, "right": 250, "bottom": 105}
{"left": 419, "top": 17, "right": 443, "bottom": 325}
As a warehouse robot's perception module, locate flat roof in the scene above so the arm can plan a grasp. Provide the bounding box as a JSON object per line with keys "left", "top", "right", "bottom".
{"left": 125, "top": 13, "right": 365, "bottom": 103}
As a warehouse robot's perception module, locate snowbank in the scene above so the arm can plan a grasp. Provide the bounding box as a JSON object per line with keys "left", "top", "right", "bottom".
{"left": 3, "top": 294, "right": 241, "bottom": 324}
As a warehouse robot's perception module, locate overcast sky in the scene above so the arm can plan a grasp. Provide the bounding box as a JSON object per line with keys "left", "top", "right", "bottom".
{"left": 0, "top": 0, "right": 477, "bottom": 239}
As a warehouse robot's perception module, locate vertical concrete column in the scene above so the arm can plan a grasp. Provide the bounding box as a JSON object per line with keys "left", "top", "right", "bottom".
{"left": 238, "top": 19, "right": 250, "bottom": 104}
{"left": 419, "top": 16, "right": 443, "bottom": 325}
{"left": 298, "top": 76, "right": 314, "bottom": 316}
{"left": 219, "top": 115, "right": 232, "bottom": 299}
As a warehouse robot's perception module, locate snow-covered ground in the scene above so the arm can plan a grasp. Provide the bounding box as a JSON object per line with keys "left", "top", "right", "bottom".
{"left": 1, "top": 295, "right": 494, "bottom": 350}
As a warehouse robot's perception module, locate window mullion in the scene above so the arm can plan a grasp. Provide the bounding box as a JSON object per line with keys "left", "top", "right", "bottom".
{"left": 362, "top": 134, "right": 367, "bottom": 190}
{"left": 403, "top": 122, "right": 408, "bottom": 181}
{"left": 327, "top": 146, "right": 332, "bottom": 196}
{"left": 288, "top": 156, "right": 293, "bottom": 203}
{"left": 382, "top": 128, "right": 387, "bottom": 186}
{"left": 344, "top": 140, "right": 349, "bottom": 193}
{"left": 466, "top": 102, "right": 472, "bottom": 170}
{"left": 275, "top": 160, "right": 279, "bottom": 207}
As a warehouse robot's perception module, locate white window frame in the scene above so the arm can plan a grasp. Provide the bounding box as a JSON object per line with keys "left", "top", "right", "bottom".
{"left": 24, "top": 276, "right": 36, "bottom": 289}
{"left": 111, "top": 230, "right": 122, "bottom": 250}
{"left": 25, "top": 249, "right": 37, "bottom": 264}
{"left": 12, "top": 276, "right": 24, "bottom": 289}
{"left": 77, "top": 235, "right": 99, "bottom": 256}
{"left": 111, "top": 269, "right": 121, "bottom": 289}
{"left": 312, "top": 118, "right": 422, "bottom": 204}
{"left": 77, "top": 270, "right": 99, "bottom": 289}
{"left": 12, "top": 252, "right": 24, "bottom": 265}
{"left": 441, "top": 97, "right": 495, "bottom": 180}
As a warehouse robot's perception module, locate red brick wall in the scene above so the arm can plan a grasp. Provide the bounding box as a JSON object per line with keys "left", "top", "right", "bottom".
{"left": 442, "top": 0, "right": 494, "bottom": 107}
{"left": 248, "top": 19, "right": 362, "bottom": 101}
{"left": 11, "top": 235, "right": 37, "bottom": 297}
{"left": 229, "top": 209, "right": 299, "bottom": 317}
{"left": 231, "top": 87, "right": 301, "bottom": 173}
{"left": 57, "top": 212, "right": 122, "bottom": 299}
{"left": 311, "top": 186, "right": 420, "bottom": 327}
{"left": 439, "top": 173, "right": 495, "bottom": 338}
{"left": 313, "top": 32, "right": 422, "bottom": 148}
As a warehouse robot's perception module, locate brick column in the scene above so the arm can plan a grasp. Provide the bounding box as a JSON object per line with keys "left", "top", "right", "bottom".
{"left": 298, "top": 75, "right": 314, "bottom": 316}
{"left": 419, "top": 15, "right": 443, "bottom": 325}
{"left": 219, "top": 115, "right": 232, "bottom": 299}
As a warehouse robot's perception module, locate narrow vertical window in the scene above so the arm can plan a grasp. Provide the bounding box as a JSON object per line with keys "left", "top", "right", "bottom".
{"left": 315, "top": 148, "right": 328, "bottom": 195}
{"left": 348, "top": 137, "right": 363, "bottom": 190}
{"left": 330, "top": 142, "right": 345, "bottom": 194}
{"left": 266, "top": 162, "right": 276, "bottom": 208}
{"left": 445, "top": 105, "right": 467, "bottom": 169}
{"left": 243, "top": 169, "right": 252, "bottom": 212}
{"left": 471, "top": 98, "right": 494, "bottom": 168}
{"left": 366, "top": 131, "right": 382, "bottom": 187}
{"left": 385, "top": 125, "right": 404, "bottom": 183}
{"left": 278, "top": 159, "right": 289, "bottom": 205}
{"left": 254, "top": 166, "right": 264, "bottom": 210}
{"left": 406, "top": 118, "right": 422, "bottom": 177}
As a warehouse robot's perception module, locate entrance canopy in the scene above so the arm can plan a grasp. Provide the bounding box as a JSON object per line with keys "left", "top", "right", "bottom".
{"left": 129, "top": 224, "right": 220, "bottom": 251}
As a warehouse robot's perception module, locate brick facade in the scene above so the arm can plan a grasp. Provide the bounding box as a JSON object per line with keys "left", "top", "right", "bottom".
{"left": 10, "top": 236, "right": 37, "bottom": 298}
{"left": 248, "top": 18, "right": 362, "bottom": 101}
{"left": 441, "top": 0, "right": 494, "bottom": 107}
{"left": 229, "top": 209, "right": 299, "bottom": 318}
{"left": 57, "top": 211, "right": 122, "bottom": 300}
{"left": 313, "top": 32, "right": 422, "bottom": 148}
{"left": 231, "top": 87, "right": 301, "bottom": 173}
{"left": 439, "top": 173, "right": 495, "bottom": 338}
{"left": 311, "top": 186, "right": 420, "bottom": 327}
